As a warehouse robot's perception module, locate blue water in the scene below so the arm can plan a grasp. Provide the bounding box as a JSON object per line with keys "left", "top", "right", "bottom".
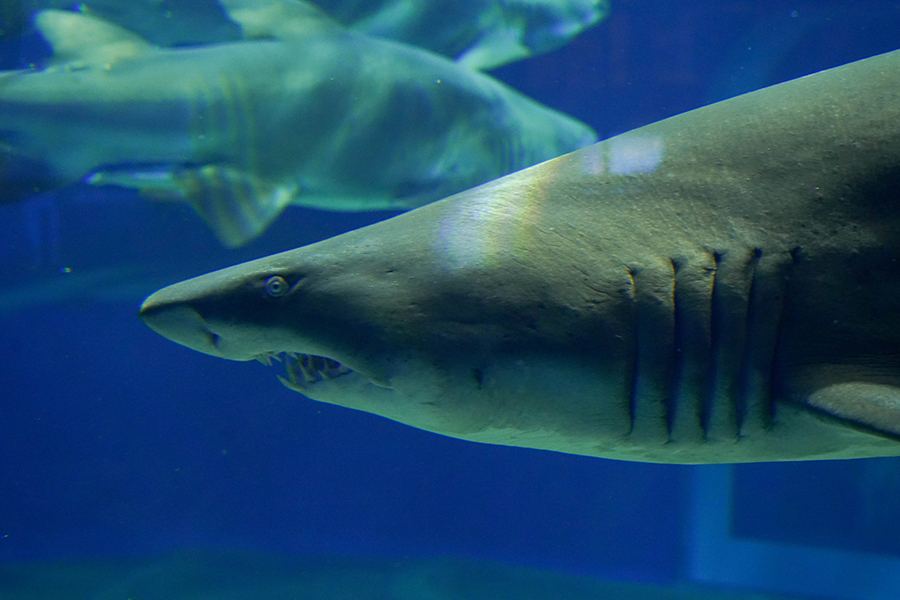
{"left": 2, "top": 1, "right": 900, "bottom": 598}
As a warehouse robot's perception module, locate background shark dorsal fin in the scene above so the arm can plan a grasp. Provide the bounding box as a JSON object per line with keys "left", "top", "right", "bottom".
{"left": 35, "top": 9, "right": 154, "bottom": 67}
{"left": 219, "top": 0, "right": 341, "bottom": 40}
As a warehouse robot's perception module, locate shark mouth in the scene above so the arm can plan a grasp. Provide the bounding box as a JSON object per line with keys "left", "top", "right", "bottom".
{"left": 255, "top": 352, "right": 353, "bottom": 391}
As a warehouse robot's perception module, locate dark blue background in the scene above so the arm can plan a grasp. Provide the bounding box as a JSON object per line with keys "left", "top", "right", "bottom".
{"left": 2, "top": 0, "right": 900, "bottom": 594}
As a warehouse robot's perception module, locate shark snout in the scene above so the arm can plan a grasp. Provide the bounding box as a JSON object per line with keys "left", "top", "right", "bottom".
{"left": 140, "top": 292, "right": 222, "bottom": 357}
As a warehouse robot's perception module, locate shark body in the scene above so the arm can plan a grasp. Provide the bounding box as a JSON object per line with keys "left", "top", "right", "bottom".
{"left": 9, "top": 0, "right": 608, "bottom": 70}
{"left": 7, "top": 0, "right": 239, "bottom": 47}
{"left": 0, "top": 0, "right": 594, "bottom": 246}
{"left": 323, "top": 0, "right": 609, "bottom": 70}
{"left": 141, "top": 50, "right": 900, "bottom": 464}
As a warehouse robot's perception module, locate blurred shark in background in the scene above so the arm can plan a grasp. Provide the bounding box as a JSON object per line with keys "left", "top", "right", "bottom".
{"left": 3, "top": 0, "right": 608, "bottom": 69}
{"left": 316, "top": 0, "right": 610, "bottom": 70}
{"left": 1, "top": 0, "right": 239, "bottom": 49}
{"left": 0, "top": 0, "right": 595, "bottom": 246}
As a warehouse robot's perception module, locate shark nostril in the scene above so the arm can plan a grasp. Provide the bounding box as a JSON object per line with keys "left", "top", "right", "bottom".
{"left": 206, "top": 331, "right": 222, "bottom": 349}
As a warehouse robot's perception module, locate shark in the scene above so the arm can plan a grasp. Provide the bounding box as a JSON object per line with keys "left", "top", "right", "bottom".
{"left": 321, "top": 0, "right": 610, "bottom": 70}
{"left": 5, "top": 0, "right": 240, "bottom": 48}
{"left": 0, "top": 0, "right": 595, "bottom": 246}
{"left": 140, "top": 49, "right": 900, "bottom": 464}
{"left": 6, "top": 0, "right": 607, "bottom": 70}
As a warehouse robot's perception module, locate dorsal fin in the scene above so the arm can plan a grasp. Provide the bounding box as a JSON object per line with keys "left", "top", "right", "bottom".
{"left": 34, "top": 9, "right": 154, "bottom": 67}
{"left": 219, "top": 0, "right": 341, "bottom": 40}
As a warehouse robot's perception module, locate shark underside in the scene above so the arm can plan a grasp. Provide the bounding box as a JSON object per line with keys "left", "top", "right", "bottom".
{"left": 140, "top": 49, "right": 900, "bottom": 464}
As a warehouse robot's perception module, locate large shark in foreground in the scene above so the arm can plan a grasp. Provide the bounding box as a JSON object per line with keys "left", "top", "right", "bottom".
{"left": 0, "top": 0, "right": 594, "bottom": 246}
{"left": 141, "top": 49, "right": 900, "bottom": 464}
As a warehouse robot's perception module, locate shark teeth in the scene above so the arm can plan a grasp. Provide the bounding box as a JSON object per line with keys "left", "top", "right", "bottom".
{"left": 272, "top": 352, "right": 353, "bottom": 392}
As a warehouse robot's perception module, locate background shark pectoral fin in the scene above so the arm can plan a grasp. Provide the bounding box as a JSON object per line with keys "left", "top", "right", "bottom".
{"left": 174, "top": 165, "right": 297, "bottom": 248}
{"left": 92, "top": 165, "right": 297, "bottom": 247}
{"left": 35, "top": 9, "right": 155, "bottom": 68}
{"left": 88, "top": 168, "right": 185, "bottom": 202}
{"left": 805, "top": 382, "right": 900, "bottom": 439}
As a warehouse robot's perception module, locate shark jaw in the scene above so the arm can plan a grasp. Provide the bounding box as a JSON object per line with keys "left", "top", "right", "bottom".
{"left": 261, "top": 352, "right": 352, "bottom": 390}
{"left": 258, "top": 351, "right": 399, "bottom": 396}
{"left": 138, "top": 293, "right": 393, "bottom": 395}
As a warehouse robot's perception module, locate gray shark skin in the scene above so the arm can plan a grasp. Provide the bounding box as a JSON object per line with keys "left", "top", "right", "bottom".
{"left": 141, "top": 49, "right": 900, "bottom": 464}
{"left": 0, "top": 0, "right": 594, "bottom": 247}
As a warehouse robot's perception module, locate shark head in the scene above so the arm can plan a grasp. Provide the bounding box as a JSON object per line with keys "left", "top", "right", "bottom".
{"left": 138, "top": 233, "right": 400, "bottom": 391}
{"left": 140, "top": 171, "right": 635, "bottom": 453}
{"left": 139, "top": 237, "right": 421, "bottom": 428}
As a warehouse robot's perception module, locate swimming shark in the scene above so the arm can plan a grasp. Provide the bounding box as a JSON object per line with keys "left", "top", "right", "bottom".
{"left": 140, "top": 49, "right": 900, "bottom": 464}
{"left": 0, "top": 0, "right": 594, "bottom": 246}
{"left": 323, "top": 0, "right": 610, "bottom": 70}
{"left": 6, "top": 0, "right": 239, "bottom": 48}
{"left": 6, "top": 0, "right": 607, "bottom": 70}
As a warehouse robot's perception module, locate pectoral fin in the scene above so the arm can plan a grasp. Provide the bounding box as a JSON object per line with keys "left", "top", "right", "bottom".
{"left": 806, "top": 382, "right": 900, "bottom": 439}
{"left": 456, "top": 29, "right": 531, "bottom": 71}
{"left": 89, "top": 165, "right": 296, "bottom": 248}
{"left": 34, "top": 9, "right": 155, "bottom": 68}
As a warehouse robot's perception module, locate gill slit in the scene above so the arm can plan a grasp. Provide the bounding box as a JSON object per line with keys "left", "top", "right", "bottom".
{"left": 734, "top": 248, "right": 763, "bottom": 433}
{"left": 733, "top": 246, "right": 799, "bottom": 436}
{"left": 733, "top": 248, "right": 763, "bottom": 434}
{"left": 627, "top": 267, "right": 639, "bottom": 434}
{"left": 626, "top": 260, "right": 676, "bottom": 443}
{"left": 768, "top": 246, "right": 801, "bottom": 427}
{"left": 666, "top": 257, "right": 684, "bottom": 439}
{"left": 700, "top": 251, "right": 724, "bottom": 439}
{"left": 627, "top": 246, "right": 796, "bottom": 444}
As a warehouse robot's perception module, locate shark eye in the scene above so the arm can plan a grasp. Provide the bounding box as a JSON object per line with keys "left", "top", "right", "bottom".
{"left": 264, "top": 276, "right": 289, "bottom": 297}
